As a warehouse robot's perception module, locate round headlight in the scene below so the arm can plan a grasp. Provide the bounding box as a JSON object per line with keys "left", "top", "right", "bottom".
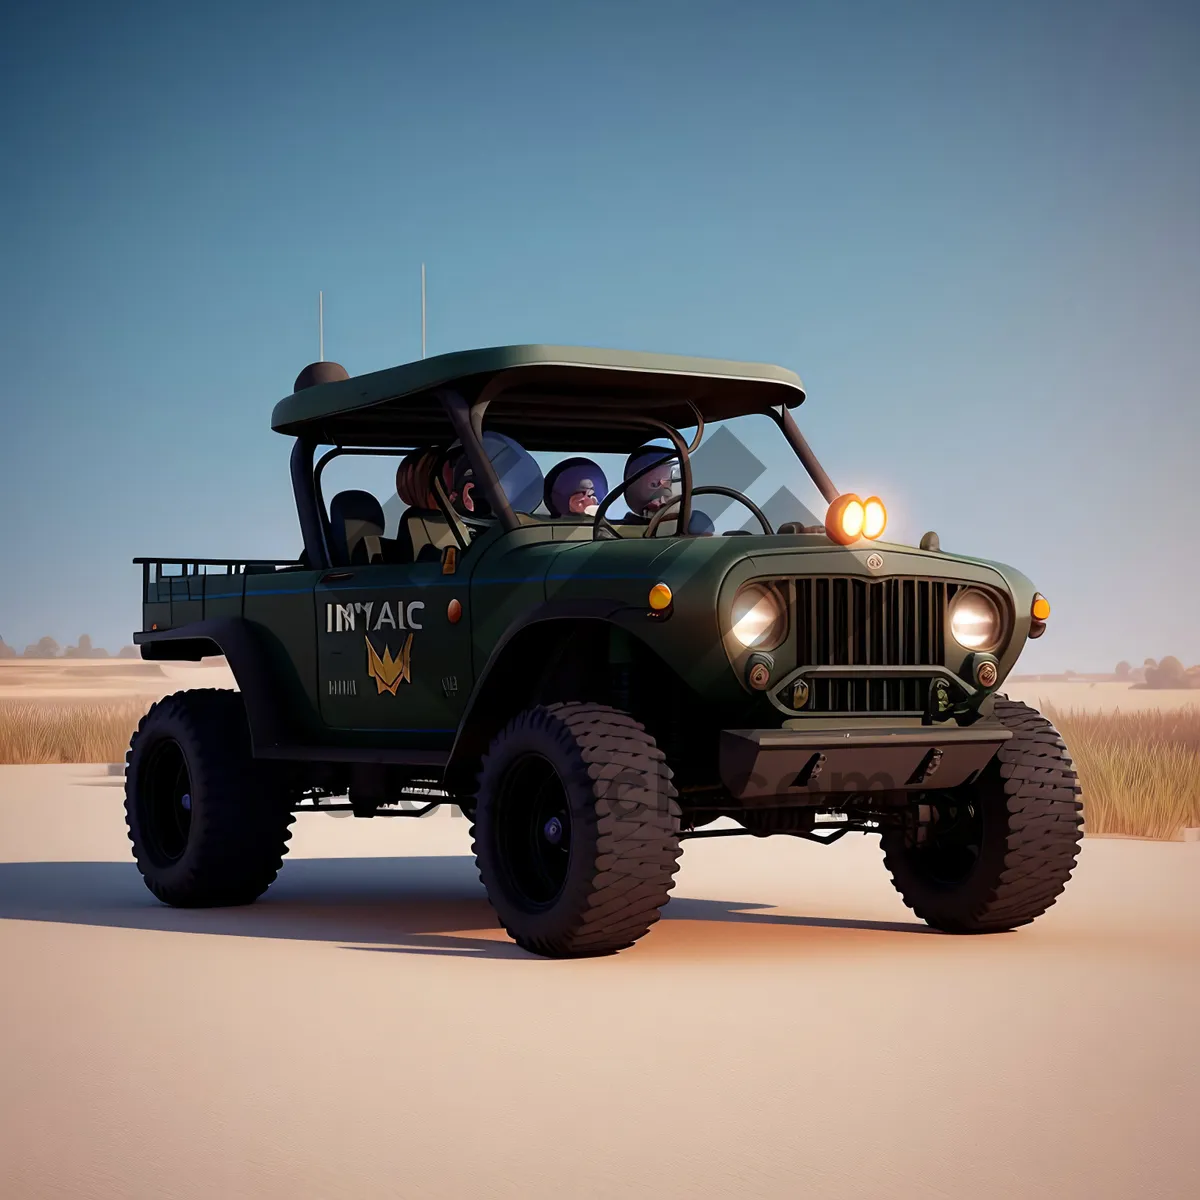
{"left": 730, "top": 584, "right": 787, "bottom": 650}
{"left": 949, "top": 589, "right": 1003, "bottom": 651}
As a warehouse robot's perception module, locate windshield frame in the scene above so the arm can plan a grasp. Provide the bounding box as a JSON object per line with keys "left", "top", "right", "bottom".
{"left": 452, "top": 384, "right": 841, "bottom": 541}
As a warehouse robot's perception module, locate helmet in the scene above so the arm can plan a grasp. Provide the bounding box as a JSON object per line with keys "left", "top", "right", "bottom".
{"left": 449, "top": 432, "right": 544, "bottom": 517}
{"left": 623, "top": 445, "right": 681, "bottom": 519}
{"left": 544, "top": 457, "right": 609, "bottom": 517}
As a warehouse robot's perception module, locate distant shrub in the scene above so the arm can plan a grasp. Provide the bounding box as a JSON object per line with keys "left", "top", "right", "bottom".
{"left": 1115, "top": 661, "right": 1131, "bottom": 679}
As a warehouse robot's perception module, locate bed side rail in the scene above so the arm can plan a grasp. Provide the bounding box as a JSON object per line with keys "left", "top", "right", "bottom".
{"left": 134, "top": 557, "right": 303, "bottom": 631}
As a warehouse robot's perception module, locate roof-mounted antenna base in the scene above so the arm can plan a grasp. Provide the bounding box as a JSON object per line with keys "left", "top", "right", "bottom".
{"left": 294, "top": 362, "right": 349, "bottom": 392}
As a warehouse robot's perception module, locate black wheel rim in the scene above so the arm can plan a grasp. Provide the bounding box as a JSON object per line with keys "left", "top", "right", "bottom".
{"left": 139, "top": 738, "right": 193, "bottom": 866}
{"left": 910, "top": 799, "right": 984, "bottom": 886}
{"left": 494, "top": 753, "right": 572, "bottom": 909}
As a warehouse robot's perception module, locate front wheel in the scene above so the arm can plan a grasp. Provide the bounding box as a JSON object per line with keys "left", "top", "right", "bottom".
{"left": 470, "top": 702, "right": 682, "bottom": 957}
{"left": 881, "top": 697, "right": 1084, "bottom": 933}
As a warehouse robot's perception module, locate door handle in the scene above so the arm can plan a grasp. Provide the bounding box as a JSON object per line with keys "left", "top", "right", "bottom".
{"left": 321, "top": 571, "right": 354, "bottom": 582}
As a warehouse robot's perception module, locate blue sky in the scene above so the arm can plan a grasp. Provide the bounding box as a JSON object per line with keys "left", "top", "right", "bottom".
{"left": 1, "top": 0, "right": 1197, "bottom": 669}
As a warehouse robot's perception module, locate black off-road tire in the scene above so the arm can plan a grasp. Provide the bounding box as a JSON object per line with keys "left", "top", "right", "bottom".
{"left": 124, "top": 689, "right": 295, "bottom": 907}
{"left": 470, "top": 702, "right": 682, "bottom": 957}
{"left": 881, "top": 696, "right": 1084, "bottom": 933}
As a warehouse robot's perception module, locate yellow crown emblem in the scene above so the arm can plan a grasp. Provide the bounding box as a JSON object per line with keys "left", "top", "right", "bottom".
{"left": 365, "top": 634, "right": 413, "bottom": 695}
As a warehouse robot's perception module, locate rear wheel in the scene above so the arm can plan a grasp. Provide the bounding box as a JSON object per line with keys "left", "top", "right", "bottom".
{"left": 881, "top": 697, "right": 1084, "bottom": 932}
{"left": 125, "top": 689, "right": 294, "bottom": 907}
{"left": 470, "top": 702, "right": 682, "bottom": 957}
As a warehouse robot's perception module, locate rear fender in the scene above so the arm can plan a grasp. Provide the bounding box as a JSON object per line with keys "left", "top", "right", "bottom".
{"left": 135, "top": 618, "right": 297, "bottom": 751}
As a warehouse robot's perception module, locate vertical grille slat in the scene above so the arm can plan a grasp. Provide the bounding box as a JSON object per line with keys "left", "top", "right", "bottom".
{"left": 791, "top": 573, "right": 968, "bottom": 714}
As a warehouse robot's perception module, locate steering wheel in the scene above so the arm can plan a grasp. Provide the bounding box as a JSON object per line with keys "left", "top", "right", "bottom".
{"left": 590, "top": 448, "right": 679, "bottom": 542}
{"left": 644, "top": 486, "right": 773, "bottom": 538}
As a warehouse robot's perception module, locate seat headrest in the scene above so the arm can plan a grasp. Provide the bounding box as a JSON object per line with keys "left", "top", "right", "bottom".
{"left": 329, "top": 490, "right": 385, "bottom": 565}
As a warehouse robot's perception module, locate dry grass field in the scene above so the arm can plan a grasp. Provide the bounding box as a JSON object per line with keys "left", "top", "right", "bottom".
{"left": 1, "top": 662, "right": 1197, "bottom": 839}
{"left": 0, "top": 700, "right": 152, "bottom": 766}
{"left": 1044, "top": 703, "right": 1200, "bottom": 840}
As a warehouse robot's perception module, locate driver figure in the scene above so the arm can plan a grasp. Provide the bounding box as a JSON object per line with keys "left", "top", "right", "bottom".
{"left": 620, "top": 445, "right": 713, "bottom": 535}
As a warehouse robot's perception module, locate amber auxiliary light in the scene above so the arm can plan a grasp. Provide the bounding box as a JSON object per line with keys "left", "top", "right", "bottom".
{"left": 1031, "top": 594, "right": 1051, "bottom": 621}
{"left": 825, "top": 493, "right": 887, "bottom": 545}
{"left": 648, "top": 583, "right": 673, "bottom": 611}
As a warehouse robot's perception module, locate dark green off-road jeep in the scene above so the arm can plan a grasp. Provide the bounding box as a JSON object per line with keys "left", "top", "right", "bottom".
{"left": 125, "top": 345, "right": 1083, "bottom": 957}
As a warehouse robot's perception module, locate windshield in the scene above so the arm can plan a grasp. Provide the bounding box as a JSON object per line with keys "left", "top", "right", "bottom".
{"left": 519, "top": 410, "right": 830, "bottom": 532}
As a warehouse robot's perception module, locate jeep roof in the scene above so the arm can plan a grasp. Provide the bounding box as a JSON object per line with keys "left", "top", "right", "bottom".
{"left": 271, "top": 344, "right": 807, "bottom": 451}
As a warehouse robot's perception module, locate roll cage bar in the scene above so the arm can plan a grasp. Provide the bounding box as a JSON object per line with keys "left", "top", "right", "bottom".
{"left": 290, "top": 385, "right": 841, "bottom": 570}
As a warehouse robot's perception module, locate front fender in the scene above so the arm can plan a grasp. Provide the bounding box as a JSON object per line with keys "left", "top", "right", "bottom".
{"left": 444, "top": 599, "right": 631, "bottom": 792}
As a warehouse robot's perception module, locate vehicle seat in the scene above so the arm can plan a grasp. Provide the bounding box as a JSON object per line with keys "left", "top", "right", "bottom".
{"left": 329, "top": 490, "right": 387, "bottom": 566}
{"left": 395, "top": 508, "right": 461, "bottom": 562}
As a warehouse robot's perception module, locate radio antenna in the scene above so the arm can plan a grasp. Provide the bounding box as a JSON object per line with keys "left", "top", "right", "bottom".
{"left": 421, "top": 264, "right": 426, "bottom": 358}
{"left": 318, "top": 290, "right": 325, "bottom": 362}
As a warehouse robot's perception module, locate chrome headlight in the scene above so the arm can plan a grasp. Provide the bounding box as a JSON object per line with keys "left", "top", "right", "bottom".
{"left": 949, "top": 589, "right": 1003, "bottom": 652}
{"left": 730, "top": 584, "right": 787, "bottom": 650}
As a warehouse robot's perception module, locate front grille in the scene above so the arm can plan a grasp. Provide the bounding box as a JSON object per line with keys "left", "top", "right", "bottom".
{"left": 792, "top": 577, "right": 965, "bottom": 713}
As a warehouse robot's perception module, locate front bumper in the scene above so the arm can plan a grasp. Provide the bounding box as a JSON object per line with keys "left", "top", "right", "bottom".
{"left": 719, "top": 722, "right": 1011, "bottom": 800}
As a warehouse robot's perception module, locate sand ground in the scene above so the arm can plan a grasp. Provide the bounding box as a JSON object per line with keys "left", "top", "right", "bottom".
{"left": 0, "top": 765, "right": 1196, "bottom": 1199}
{"left": 0, "top": 658, "right": 236, "bottom": 702}
{"left": 1002, "top": 679, "right": 1200, "bottom": 714}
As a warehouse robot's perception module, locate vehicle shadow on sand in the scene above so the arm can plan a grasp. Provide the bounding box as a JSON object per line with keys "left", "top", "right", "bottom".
{"left": 0, "top": 856, "right": 938, "bottom": 960}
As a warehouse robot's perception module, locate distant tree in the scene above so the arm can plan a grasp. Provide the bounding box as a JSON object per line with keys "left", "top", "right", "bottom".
{"left": 23, "top": 636, "right": 60, "bottom": 658}
{"left": 1145, "top": 656, "right": 1186, "bottom": 688}
{"left": 65, "top": 634, "right": 92, "bottom": 658}
{"left": 64, "top": 634, "right": 110, "bottom": 658}
{"left": 1144, "top": 657, "right": 1157, "bottom": 670}
{"left": 0, "top": 638, "right": 15, "bottom": 659}
{"left": 1114, "top": 661, "right": 1131, "bottom": 679}
{"left": 118, "top": 645, "right": 140, "bottom": 659}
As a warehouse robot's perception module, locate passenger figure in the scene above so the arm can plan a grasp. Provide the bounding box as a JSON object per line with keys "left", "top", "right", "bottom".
{"left": 448, "top": 432, "right": 544, "bottom": 518}
{"left": 393, "top": 447, "right": 458, "bottom": 562}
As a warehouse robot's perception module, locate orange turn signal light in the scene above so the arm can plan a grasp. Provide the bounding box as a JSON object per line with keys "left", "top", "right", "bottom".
{"left": 649, "top": 583, "right": 673, "bottom": 610}
{"left": 1031, "top": 594, "right": 1051, "bottom": 621}
{"left": 825, "top": 494, "right": 865, "bottom": 545}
